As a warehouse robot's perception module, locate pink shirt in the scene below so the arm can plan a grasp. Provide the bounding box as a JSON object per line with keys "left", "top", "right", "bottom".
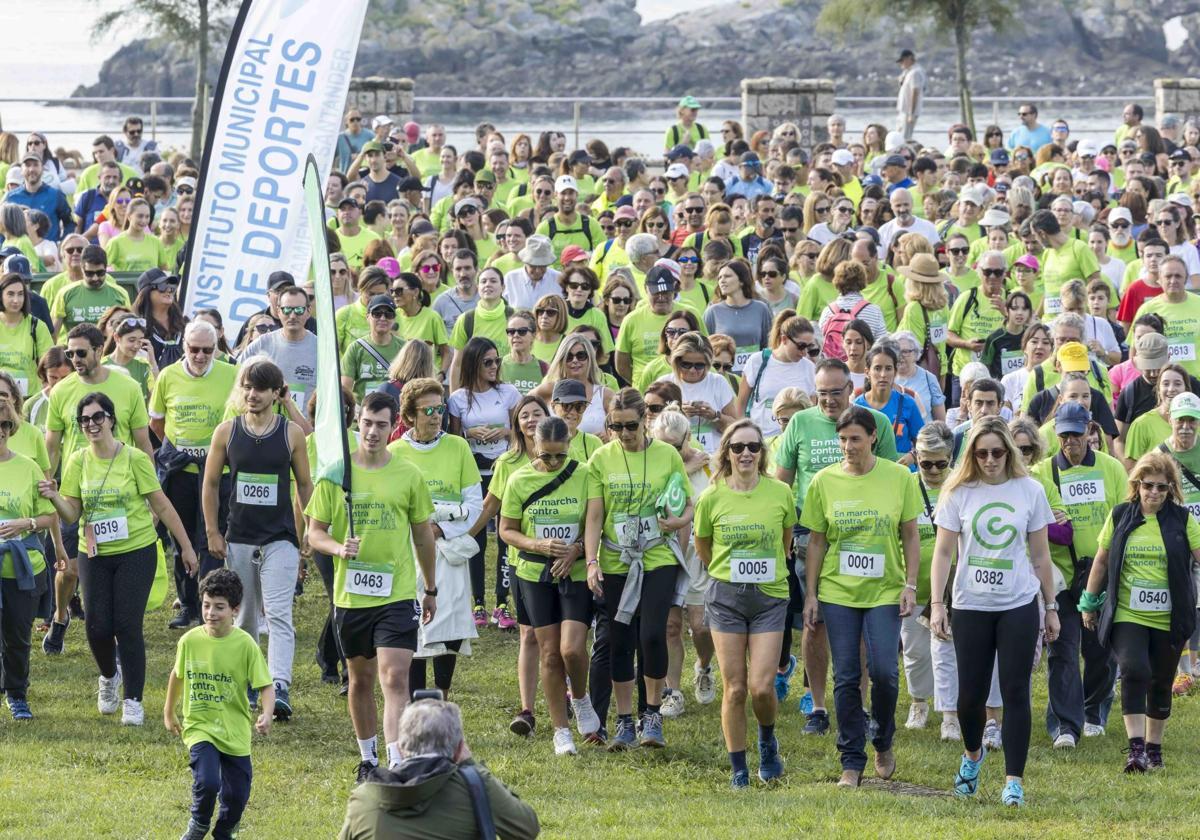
{"left": 1109, "top": 359, "right": 1138, "bottom": 410}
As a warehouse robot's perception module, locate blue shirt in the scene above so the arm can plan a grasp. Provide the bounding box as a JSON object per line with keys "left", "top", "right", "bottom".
{"left": 725, "top": 176, "right": 772, "bottom": 202}
{"left": 7, "top": 184, "right": 74, "bottom": 242}
{"left": 1007, "top": 124, "right": 1054, "bottom": 153}
{"left": 885, "top": 177, "right": 915, "bottom": 195}
{"left": 73, "top": 188, "right": 110, "bottom": 239}
{"left": 856, "top": 389, "right": 924, "bottom": 459}
{"left": 336, "top": 128, "right": 375, "bottom": 172}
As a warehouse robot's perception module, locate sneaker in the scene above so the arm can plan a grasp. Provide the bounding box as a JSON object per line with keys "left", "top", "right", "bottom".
{"left": 1082, "top": 723, "right": 1105, "bottom": 738}
{"left": 473, "top": 605, "right": 487, "bottom": 628}
{"left": 638, "top": 711, "right": 665, "bottom": 748}
{"left": 584, "top": 728, "right": 608, "bottom": 746}
{"left": 905, "top": 701, "right": 929, "bottom": 730}
{"left": 168, "top": 608, "right": 197, "bottom": 630}
{"left": 42, "top": 618, "right": 68, "bottom": 655}
{"left": 1146, "top": 743, "right": 1164, "bottom": 770}
{"left": 607, "top": 717, "right": 637, "bottom": 752}
{"left": 98, "top": 671, "right": 122, "bottom": 715}
{"left": 799, "top": 690, "right": 814, "bottom": 715}
{"left": 553, "top": 727, "right": 578, "bottom": 756}
{"left": 731, "top": 769, "right": 751, "bottom": 789}
{"left": 693, "top": 662, "right": 716, "bottom": 705}
{"left": 1172, "top": 673, "right": 1193, "bottom": 696}
{"left": 492, "top": 604, "right": 517, "bottom": 630}
{"left": 1124, "top": 742, "right": 1148, "bottom": 773}
{"left": 509, "top": 709, "right": 535, "bottom": 737}
{"left": 1053, "top": 732, "right": 1076, "bottom": 749}
{"left": 774, "top": 654, "right": 797, "bottom": 701}
{"left": 803, "top": 709, "right": 830, "bottom": 735}
{"left": 7, "top": 697, "right": 32, "bottom": 721}
{"left": 179, "top": 818, "right": 210, "bottom": 840}
{"left": 953, "top": 748, "right": 986, "bottom": 797}
{"left": 571, "top": 695, "right": 601, "bottom": 736}
{"left": 69, "top": 593, "right": 85, "bottom": 620}
{"left": 982, "top": 719, "right": 1002, "bottom": 751}
{"left": 1001, "top": 778, "right": 1025, "bottom": 807}
{"left": 355, "top": 760, "right": 377, "bottom": 784}
{"left": 121, "top": 699, "right": 145, "bottom": 726}
{"left": 758, "top": 736, "right": 784, "bottom": 782}
{"left": 273, "top": 682, "right": 292, "bottom": 721}
{"left": 660, "top": 689, "right": 685, "bottom": 719}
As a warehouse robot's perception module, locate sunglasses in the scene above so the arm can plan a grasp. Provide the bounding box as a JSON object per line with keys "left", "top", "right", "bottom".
{"left": 565, "top": 350, "right": 589, "bottom": 363}
{"left": 537, "top": 452, "right": 567, "bottom": 464}
{"left": 420, "top": 404, "right": 447, "bottom": 417}
{"left": 565, "top": 281, "right": 591, "bottom": 291}
{"left": 713, "top": 362, "right": 733, "bottom": 373}
{"left": 506, "top": 327, "right": 532, "bottom": 337}
{"left": 780, "top": 226, "right": 800, "bottom": 234}
{"left": 947, "top": 247, "right": 969, "bottom": 256}
{"left": 608, "top": 296, "right": 632, "bottom": 305}
{"left": 601, "top": 225, "right": 616, "bottom": 235}
{"left": 729, "top": 441, "right": 763, "bottom": 454}
{"left": 418, "top": 264, "right": 440, "bottom": 274}
{"left": 65, "top": 348, "right": 91, "bottom": 359}
{"left": 1139, "top": 480, "right": 1171, "bottom": 493}
{"left": 186, "top": 345, "right": 215, "bottom": 355}
{"left": 76, "top": 410, "right": 110, "bottom": 427}
{"left": 536, "top": 308, "right": 557, "bottom": 318}
{"left": 973, "top": 447, "right": 1007, "bottom": 462}
{"left": 919, "top": 459, "right": 949, "bottom": 470}
{"left": 481, "top": 357, "right": 500, "bottom": 368}
{"left": 835, "top": 206, "right": 853, "bottom": 214}
{"left": 678, "top": 361, "right": 707, "bottom": 371}
{"left": 369, "top": 309, "right": 396, "bottom": 319}
{"left": 980, "top": 268, "right": 1006, "bottom": 278}
{"left": 280, "top": 305, "right": 307, "bottom": 316}
{"left": 651, "top": 188, "right": 666, "bottom": 196}
{"left": 684, "top": 206, "right": 705, "bottom": 214}
{"left": 64, "top": 246, "right": 84, "bottom": 255}
{"left": 115, "top": 198, "right": 131, "bottom": 206}
{"left": 814, "top": 206, "right": 830, "bottom": 214}
{"left": 555, "top": 401, "right": 584, "bottom": 414}
{"left": 762, "top": 269, "right": 782, "bottom": 278}
{"left": 83, "top": 268, "right": 107, "bottom": 278}
{"left": 1017, "top": 445, "right": 1036, "bottom": 457}
{"left": 253, "top": 323, "right": 274, "bottom": 334}
{"left": 615, "top": 220, "right": 635, "bottom": 229}
{"left": 176, "top": 186, "right": 194, "bottom": 195}
{"left": 1110, "top": 221, "right": 1130, "bottom": 229}
{"left": 534, "top": 189, "right": 553, "bottom": 197}
{"left": 607, "top": 421, "right": 641, "bottom": 432}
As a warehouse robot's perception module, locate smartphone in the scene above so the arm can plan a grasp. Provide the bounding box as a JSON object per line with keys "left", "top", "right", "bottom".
{"left": 412, "top": 689, "right": 444, "bottom": 701}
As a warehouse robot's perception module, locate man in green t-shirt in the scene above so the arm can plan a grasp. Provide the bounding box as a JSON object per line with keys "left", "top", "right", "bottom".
{"left": 341, "top": 294, "right": 404, "bottom": 400}
{"left": 334, "top": 198, "right": 381, "bottom": 270}
{"left": 535, "top": 176, "right": 600, "bottom": 266}
{"left": 615, "top": 265, "right": 679, "bottom": 384}
{"left": 51, "top": 247, "right": 130, "bottom": 339}
{"left": 947, "top": 250, "right": 1008, "bottom": 384}
{"left": 1133, "top": 256, "right": 1200, "bottom": 378}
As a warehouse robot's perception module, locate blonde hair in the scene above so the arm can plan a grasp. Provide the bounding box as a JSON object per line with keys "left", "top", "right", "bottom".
{"left": 670, "top": 331, "right": 713, "bottom": 368}
{"left": 1127, "top": 451, "right": 1184, "bottom": 504}
{"left": 1007, "top": 416, "right": 1045, "bottom": 464}
{"left": 545, "top": 333, "right": 603, "bottom": 385}
{"left": 905, "top": 276, "right": 949, "bottom": 311}
{"left": 942, "top": 415, "right": 1028, "bottom": 496}
{"left": 895, "top": 232, "right": 932, "bottom": 267}
{"left": 771, "top": 386, "right": 810, "bottom": 414}
{"left": 387, "top": 338, "right": 434, "bottom": 382}
{"left": 650, "top": 403, "right": 691, "bottom": 444}
{"left": 708, "top": 333, "right": 736, "bottom": 362}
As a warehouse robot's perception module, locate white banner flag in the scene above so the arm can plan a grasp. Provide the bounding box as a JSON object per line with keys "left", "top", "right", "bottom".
{"left": 182, "top": 0, "right": 369, "bottom": 329}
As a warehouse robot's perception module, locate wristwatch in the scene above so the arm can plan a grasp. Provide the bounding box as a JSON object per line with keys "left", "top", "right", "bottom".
{"left": 425, "top": 587, "right": 438, "bottom": 597}
{"left": 1044, "top": 601, "right": 1058, "bottom": 612}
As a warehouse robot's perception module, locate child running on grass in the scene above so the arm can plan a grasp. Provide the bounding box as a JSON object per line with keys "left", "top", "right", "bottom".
{"left": 165, "top": 569, "right": 274, "bottom": 840}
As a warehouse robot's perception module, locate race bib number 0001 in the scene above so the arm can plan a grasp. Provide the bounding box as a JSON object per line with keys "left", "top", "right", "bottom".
{"left": 839, "top": 548, "right": 884, "bottom": 578}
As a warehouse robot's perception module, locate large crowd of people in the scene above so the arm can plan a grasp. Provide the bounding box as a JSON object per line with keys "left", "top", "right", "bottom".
{"left": 3, "top": 89, "right": 1200, "bottom": 835}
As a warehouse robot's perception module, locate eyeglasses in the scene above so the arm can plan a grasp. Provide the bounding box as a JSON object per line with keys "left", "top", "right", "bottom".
{"left": 76, "top": 410, "right": 110, "bottom": 427}
{"left": 1139, "top": 480, "right": 1171, "bottom": 493}
{"left": 980, "top": 268, "right": 1006, "bottom": 278}
{"left": 918, "top": 459, "right": 949, "bottom": 470}
{"left": 186, "top": 345, "right": 215, "bottom": 355}
{"left": 534, "top": 189, "right": 553, "bottom": 197}
{"left": 973, "top": 447, "right": 1007, "bottom": 462}
{"left": 565, "top": 350, "right": 589, "bottom": 363}
{"left": 506, "top": 327, "right": 532, "bottom": 337}
{"left": 729, "top": 441, "right": 763, "bottom": 454}
{"left": 816, "top": 386, "right": 848, "bottom": 398}
{"left": 607, "top": 421, "right": 641, "bottom": 432}
{"left": 565, "top": 281, "right": 591, "bottom": 291}
{"left": 608, "top": 296, "right": 632, "bottom": 306}
{"left": 947, "top": 247, "right": 969, "bottom": 256}
{"left": 537, "top": 452, "right": 567, "bottom": 464}
{"left": 369, "top": 309, "right": 395, "bottom": 319}
{"left": 678, "top": 360, "right": 707, "bottom": 371}
{"left": 65, "top": 348, "right": 91, "bottom": 360}
{"left": 712, "top": 362, "right": 733, "bottom": 373}
{"left": 280, "top": 305, "right": 307, "bottom": 316}
{"left": 420, "top": 405, "right": 447, "bottom": 417}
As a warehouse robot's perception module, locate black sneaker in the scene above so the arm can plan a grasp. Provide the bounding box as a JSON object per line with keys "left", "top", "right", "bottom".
{"left": 509, "top": 709, "right": 535, "bottom": 736}
{"left": 1146, "top": 743, "right": 1164, "bottom": 770}
{"left": 355, "top": 760, "right": 377, "bottom": 784}
{"left": 803, "top": 710, "right": 830, "bottom": 735}
{"left": 69, "top": 594, "right": 85, "bottom": 620}
{"left": 339, "top": 679, "right": 349, "bottom": 698}
{"left": 168, "top": 608, "right": 197, "bottom": 630}
{"left": 179, "top": 818, "right": 210, "bottom": 840}
{"left": 42, "top": 618, "right": 68, "bottom": 655}
{"left": 273, "top": 682, "right": 293, "bottom": 721}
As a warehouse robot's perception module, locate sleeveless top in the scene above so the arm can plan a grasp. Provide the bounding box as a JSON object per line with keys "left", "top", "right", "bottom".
{"left": 226, "top": 415, "right": 296, "bottom": 546}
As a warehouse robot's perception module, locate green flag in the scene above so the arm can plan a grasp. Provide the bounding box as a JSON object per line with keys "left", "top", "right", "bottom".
{"left": 303, "top": 155, "right": 351, "bottom": 492}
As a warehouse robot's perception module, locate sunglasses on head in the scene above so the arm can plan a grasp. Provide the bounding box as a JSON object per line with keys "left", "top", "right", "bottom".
{"left": 729, "top": 441, "right": 762, "bottom": 454}
{"left": 607, "top": 420, "right": 641, "bottom": 432}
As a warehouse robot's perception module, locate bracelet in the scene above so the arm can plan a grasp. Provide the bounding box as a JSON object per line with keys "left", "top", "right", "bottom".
{"left": 929, "top": 601, "right": 944, "bottom": 606}
{"left": 424, "top": 587, "right": 438, "bottom": 597}
{"left": 904, "top": 583, "right": 918, "bottom": 592}
{"left": 586, "top": 558, "right": 598, "bottom": 566}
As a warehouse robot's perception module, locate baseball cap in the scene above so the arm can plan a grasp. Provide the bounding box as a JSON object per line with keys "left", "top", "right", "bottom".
{"left": 1052, "top": 120, "right": 1070, "bottom": 132}
{"left": 361, "top": 140, "right": 384, "bottom": 154}
{"left": 980, "top": 207, "right": 1011, "bottom": 227}
{"left": 740, "top": 152, "right": 761, "bottom": 168}
{"left": 644, "top": 264, "right": 677, "bottom": 294}
{"left": 268, "top": 271, "right": 296, "bottom": 291}
{"left": 678, "top": 95, "right": 702, "bottom": 110}
{"left": 175, "top": 176, "right": 197, "bottom": 191}
{"left": 1054, "top": 402, "right": 1091, "bottom": 435}
{"left": 614, "top": 205, "right": 638, "bottom": 221}
{"left": 884, "top": 131, "right": 906, "bottom": 152}
{"left": 1014, "top": 253, "right": 1040, "bottom": 271}
{"left": 473, "top": 169, "right": 496, "bottom": 185}
{"left": 960, "top": 185, "right": 987, "bottom": 206}
{"left": 1119, "top": 138, "right": 1138, "bottom": 151}
{"left": 897, "top": 48, "right": 915, "bottom": 63}
{"left": 410, "top": 219, "right": 436, "bottom": 237}
{"left": 989, "top": 148, "right": 1010, "bottom": 165}
{"left": 135, "top": 267, "right": 180, "bottom": 294}
{"left": 454, "top": 197, "right": 484, "bottom": 217}
{"left": 20, "top": 151, "right": 40, "bottom": 165}
{"left": 665, "top": 163, "right": 690, "bottom": 180}
{"left": 1057, "top": 341, "right": 1090, "bottom": 373}
{"left": 666, "top": 144, "right": 695, "bottom": 161}
{"left": 861, "top": 174, "right": 884, "bottom": 188}
{"left": 560, "top": 244, "right": 590, "bottom": 265}
{"left": 1171, "top": 391, "right": 1200, "bottom": 421}
{"left": 1108, "top": 207, "right": 1133, "bottom": 225}
{"left": 403, "top": 121, "right": 420, "bottom": 143}
{"left": 1135, "top": 333, "right": 1169, "bottom": 371}
{"left": 1075, "top": 139, "right": 1098, "bottom": 157}
{"left": 882, "top": 154, "right": 907, "bottom": 169}
{"left": 567, "top": 150, "right": 592, "bottom": 166}
{"left": 2, "top": 255, "right": 31, "bottom": 280}
{"left": 367, "top": 293, "right": 396, "bottom": 314}
{"left": 1168, "top": 192, "right": 1195, "bottom": 210}
{"left": 555, "top": 174, "right": 578, "bottom": 193}
{"left": 337, "top": 196, "right": 361, "bottom": 210}
{"left": 552, "top": 378, "right": 588, "bottom": 404}
{"left": 830, "top": 149, "right": 855, "bottom": 167}
{"left": 1170, "top": 148, "right": 1191, "bottom": 162}
{"left": 371, "top": 115, "right": 393, "bottom": 129}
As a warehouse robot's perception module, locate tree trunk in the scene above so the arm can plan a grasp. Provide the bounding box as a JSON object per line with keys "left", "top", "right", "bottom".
{"left": 190, "top": 0, "right": 209, "bottom": 159}
{"left": 954, "top": 9, "right": 975, "bottom": 135}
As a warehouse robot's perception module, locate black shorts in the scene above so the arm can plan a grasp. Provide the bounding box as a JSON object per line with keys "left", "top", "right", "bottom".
{"left": 335, "top": 599, "right": 419, "bottom": 659}
{"left": 512, "top": 572, "right": 530, "bottom": 626}
{"left": 60, "top": 519, "right": 79, "bottom": 559}
{"left": 517, "top": 576, "right": 593, "bottom": 628}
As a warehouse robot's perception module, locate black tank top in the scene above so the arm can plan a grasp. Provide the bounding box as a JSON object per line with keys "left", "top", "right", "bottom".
{"left": 226, "top": 415, "right": 296, "bottom": 546}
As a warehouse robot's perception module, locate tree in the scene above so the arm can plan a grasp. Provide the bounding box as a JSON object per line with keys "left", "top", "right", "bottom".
{"left": 817, "top": 0, "right": 1017, "bottom": 135}
{"left": 94, "top": 0, "right": 239, "bottom": 159}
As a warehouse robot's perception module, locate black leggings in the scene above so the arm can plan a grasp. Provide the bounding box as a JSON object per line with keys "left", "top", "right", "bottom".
{"left": 1111, "top": 621, "right": 1181, "bottom": 720}
{"left": 952, "top": 597, "right": 1040, "bottom": 777}
{"left": 471, "top": 472, "right": 509, "bottom": 608}
{"left": 313, "top": 552, "right": 345, "bottom": 681}
{"left": 77, "top": 544, "right": 157, "bottom": 701}
{"left": 409, "top": 639, "right": 464, "bottom": 696}
{"left": 601, "top": 566, "right": 676, "bottom": 683}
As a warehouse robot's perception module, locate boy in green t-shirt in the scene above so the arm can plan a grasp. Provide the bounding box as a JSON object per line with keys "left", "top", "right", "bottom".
{"left": 166, "top": 569, "right": 273, "bottom": 840}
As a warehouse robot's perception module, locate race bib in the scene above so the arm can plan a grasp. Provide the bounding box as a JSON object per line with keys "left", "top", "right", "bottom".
{"left": 615, "top": 511, "right": 660, "bottom": 547}
{"left": 345, "top": 560, "right": 393, "bottom": 598}
{"left": 1185, "top": 497, "right": 1200, "bottom": 523}
{"left": 1000, "top": 350, "right": 1024, "bottom": 376}
{"left": 928, "top": 323, "right": 947, "bottom": 345}
{"left": 1130, "top": 580, "right": 1171, "bottom": 612}
{"left": 1044, "top": 296, "right": 1063, "bottom": 316}
{"left": 535, "top": 520, "right": 578, "bottom": 543}
{"left": 694, "top": 421, "right": 719, "bottom": 453}
{"left": 1168, "top": 339, "right": 1196, "bottom": 363}
{"left": 1061, "top": 477, "right": 1103, "bottom": 506}
{"left": 89, "top": 509, "right": 129, "bottom": 545}
{"left": 733, "top": 347, "right": 755, "bottom": 374}
{"left": 179, "top": 445, "right": 209, "bottom": 459}
{"left": 730, "top": 550, "right": 775, "bottom": 584}
{"left": 964, "top": 555, "right": 1014, "bottom": 595}
{"left": 289, "top": 386, "right": 307, "bottom": 410}
{"left": 838, "top": 547, "right": 885, "bottom": 578}
{"left": 236, "top": 472, "right": 279, "bottom": 506}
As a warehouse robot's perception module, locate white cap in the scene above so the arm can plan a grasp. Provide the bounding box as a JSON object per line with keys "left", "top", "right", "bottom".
{"left": 884, "top": 130, "right": 906, "bottom": 152}
{"left": 959, "top": 185, "right": 988, "bottom": 206}
{"left": 1169, "top": 192, "right": 1195, "bottom": 210}
{"left": 831, "top": 149, "right": 855, "bottom": 167}
{"left": 1108, "top": 207, "right": 1132, "bottom": 224}
{"left": 664, "top": 163, "right": 690, "bottom": 180}
{"left": 554, "top": 174, "right": 578, "bottom": 194}
{"left": 371, "top": 115, "right": 393, "bottom": 129}
{"left": 1075, "top": 139, "right": 1098, "bottom": 157}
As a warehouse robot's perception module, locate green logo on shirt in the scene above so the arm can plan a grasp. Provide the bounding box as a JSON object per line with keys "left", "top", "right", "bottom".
{"left": 972, "top": 502, "right": 1017, "bottom": 550}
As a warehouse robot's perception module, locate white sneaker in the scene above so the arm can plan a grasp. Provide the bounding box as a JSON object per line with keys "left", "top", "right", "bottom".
{"left": 982, "top": 719, "right": 1002, "bottom": 751}
{"left": 693, "top": 662, "right": 716, "bottom": 705}
{"left": 905, "top": 701, "right": 929, "bottom": 730}
{"left": 121, "top": 698, "right": 144, "bottom": 726}
{"left": 660, "top": 689, "right": 685, "bottom": 719}
{"left": 940, "top": 715, "right": 962, "bottom": 742}
{"left": 553, "top": 727, "right": 577, "bottom": 756}
{"left": 1053, "top": 732, "right": 1076, "bottom": 749}
{"left": 1083, "top": 723, "right": 1105, "bottom": 737}
{"left": 98, "top": 671, "right": 122, "bottom": 715}
{"left": 571, "top": 695, "right": 601, "bottom": 737}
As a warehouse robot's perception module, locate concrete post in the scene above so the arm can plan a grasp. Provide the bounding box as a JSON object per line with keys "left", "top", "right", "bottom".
{"left": 347, "top": 77, "right": 415, "bottom": 124}
{"left": 741, "top": 78, "right": 836, "bottom": 148}
{"left": 1154, "top": 78, "right": 1200, "bottom": 125}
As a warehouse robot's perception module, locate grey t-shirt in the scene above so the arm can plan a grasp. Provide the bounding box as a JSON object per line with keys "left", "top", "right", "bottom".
{"left": 240, "top": 329, "right": 318, "bottom": 415}
{"left": 702, "top": 299, "right": 773, "bottom": 373}
{"left": 433, "top": 289, "right": 479, "bottom": 334}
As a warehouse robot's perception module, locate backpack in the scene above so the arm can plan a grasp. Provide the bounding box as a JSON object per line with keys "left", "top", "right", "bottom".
{"left": 668, "top": 123, "right": 709, "bottom": 149}
{"left": 463, "top": 305, "right": 513, "bottom": 340}
{"left": 918, "top": 305, "right": 942, "bottom": 378}
{"left": 546, "top": 215, "right": 597, "bottom": 251}
{"left": 821, "top": 298, "right": 871, "bottom": 361}
{"left": 745, "top": 348, "right": 772, "bottom": 417}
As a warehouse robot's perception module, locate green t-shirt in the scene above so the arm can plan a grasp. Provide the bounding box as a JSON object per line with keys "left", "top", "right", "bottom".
{"left": 48, "top": 369, "right": 149, "bottom": 464}
{"left": 1125, "top": 411, "right": 1171, "bottom": 462}
{"left": 897, "top": 304, "right": 949, "bottom": 374}
{"left": 1098, "top": 513, "right": 1200, "bottom": 631}
{"left": 336, "top": 226, "right": 381, "bottom": 270}
{"left": 796, "top": 274, "right": 837, "bottom": 322}
{"left": 173, "top": 626, "right": 272, "bottom": 756}
{"left": 102, "top": 355, "right": 154, "bottom": 400}
{"left": 535, "top": 213, "right": 601, "bottom": 267}
{"left": 450, "top": 301, "right": 511, "bottom": 354}
{"left": 0, "top": 452, "right": 53, "bottom": 578}
{"left": 335, "top": 300, "right": 370, "bottom": 353}
{"left": 944, "top": 222, "right": 982, "bottom": 243}
{"left": 1019, "top": 359, "right": 1112, "bottom": 412}
{"left": 0, "top": 316, "right": 51, "bottom": 397}
{"left": 52, "top": 282, "right": 131, "bottom": 334}
{"left": 341, "top": 335, "right": 405, "bottom": 399}
{"left": 501, "top": 355, "right": 544, "bottom": 395}
{"left": 589, "top": 240, "right": 631, "bottom": 283}
{"left": 569, "top": 431, "right": 603, "bottom": 463}
{"left": 694, "top": 476, "right": 796, "bottom": 598}
{"left": 774, "top": 405, "right": 899, "bottom": 512}
{"left": 501, "top": 460, "right": 590, "bottom": 584}
{"left": 104, "top": 231, "right": 167, "bottom": 272}
{"left": 565, "top": 305, "right": 615, "bottom": 355}
{"left": 387, "top": 434, "right": 481, "bottom": 505}
{"left": 586, "top": 438, "right": 692, "bottom": 575}
{"left": 799, "top": 458, "right": 922, "bottom": 609}
{"left": 634, "top": 357, "right": 671, "bottom": 393}
{"left": 615, "top": 307, "right": 671, "bottom": 382}
{"left": 1032, "top": 451, "right": 1128, "bottom": 583}
{"left": 489, "top": 449, "right": 530, "bottom": 501}
{"left": 532, "top": 337, "right": 562, "bottom": 365}
{"left": 61, "top": 444, "right": 160, "bottom": 556}
{"left": 411, "top": 147, "right": 440, "bottom": 178}
{"left": 1163, "top": 440, "right": 1200, "bottom": 522}
{"left": 862, "top": 273, "right": 901, "bottom": 332}
{"left": 76, "top": 161, "right": 139, "bottom": 194}
{"left": 395, "top": 307, "right": 449, "bottom": 352}
{"left": 1041, "top": 239, "right": 1100, "bottom": 316}
{"left": 305, "top": 456, "right": 434, "bottom": 609}
{"left": 9, "top": 421, "right": 49, "bottom": 472}
{"left": 149, "top": 360, "right": 238, "bottom": 473}
{"left": 947, "top": 288, "right": 1005, "bottom": 376}
{"left": 1134, "top": 294, "right": 1200, "bottom": 378}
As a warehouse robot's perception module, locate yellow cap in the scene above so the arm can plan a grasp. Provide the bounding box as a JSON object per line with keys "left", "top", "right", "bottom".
{"left": 1057, "top": 341, "right": 1089, "bottom": 373}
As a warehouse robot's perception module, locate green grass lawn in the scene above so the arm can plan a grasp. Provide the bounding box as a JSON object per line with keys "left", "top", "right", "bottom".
{"left": 4, "top": 543, "right": 1200, "bottom": 839}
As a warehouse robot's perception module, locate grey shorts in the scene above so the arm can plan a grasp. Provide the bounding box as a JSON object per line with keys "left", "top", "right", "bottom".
{"left": 704, "top": 578, "right": 789, "bottom": 635}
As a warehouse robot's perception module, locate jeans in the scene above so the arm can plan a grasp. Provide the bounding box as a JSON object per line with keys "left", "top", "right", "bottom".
{"left": 226, "top": 540, "right": 299, "bottom": 686}
{"left": 821, "top": 601, "right": 901, "bottom": 772}
{"left": 167, "top": 471, "right": 227, "bottom": 616}
{"left": 0, "top": 571, "right": 47, "bottom": 700}
{"left": 189, "top": 741, "right": 252, "bottom": 839}
{"left": 1045, "top": 591, "right": 1116, "bottom": 737}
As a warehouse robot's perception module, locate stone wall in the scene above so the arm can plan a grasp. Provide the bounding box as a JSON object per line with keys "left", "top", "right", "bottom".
{"left": 1155, "top": 78, "right": 1200, "bottom": 124}
{"left": 741, "top": 78, "right": 836, "bottom": 148}
{"left": 347, "top": 77, "right": 415, "bottom": 124}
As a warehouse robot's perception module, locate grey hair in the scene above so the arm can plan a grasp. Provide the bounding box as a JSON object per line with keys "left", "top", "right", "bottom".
{"left": 915, "top": 421, "right": 953, "bottom": 456}
{"left": 1052, "top": 311, "right": 1086, "bottom": 337}
{"left": 1, "top": 204, "right": 28, "bottom": 238}
{"left": 182, "top": 319, "right": 218, "bottom": 346}
{"left": 979, "top": 249, "right": 1007, "bottom": 267}
{"left": 958, "top": 361, "right": 989, "bottom": 389}
{"left": 650, "top": 403, "right": 691, "bottom": 444}
{"left": 892, "top": 329, "right": 921, "bottom": 351}
{"left": 625, "top": 233, "right": 659, "bottom": 262}
{"left": 396, "top": 700, "right": 463, "bottom": 759}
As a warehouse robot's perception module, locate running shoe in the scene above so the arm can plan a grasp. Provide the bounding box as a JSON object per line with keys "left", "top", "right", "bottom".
{"left": 1124, "top": 742, "right": 1148, "bottom": 773}
{"left": 1001, "top": 778, "right": 1025, "bottom": 807}
{"left": 98, "top": 670, "right": 122, "bottom": 715}
{"left": 731, "top": 769, "right": 750, "bottom": 789}
{"left": 355, "top": 760, "right": 377, "bottom": 784}
{"left": 803, "top": 710, "right": 830, "bottom": 735}
{"left": 638, "top": 711, "right": 665, "bottom": 748}
{"left": 905, "top": 701, "right": 929, "bottom": 730}
{"left": 168, "top": 608, "right": 197, "bottom": 630}
{"left": 1146, "top": 743, "right": 1164, "bottom": 770}
{"left": 509, "top": 709, "right": 535, "bottom": 737}
{"left": 660, "top": 689, "right": 685, "bottom": 719}
{"left": 492, "top": 604, "right": 517, "bottom": 630}
{"left": 774, "top": 654, "right": 797, "bottom": 701}
{"left": 758, "top": 736, "right": 784, "bottom": 782}
{"left": 473, "top": 605, "right": 487, "bottom": 628}
{"left": 798, "top": 690, "right": 814, "bottom": 715}
{"left": 571, "top": 695, "right": 601, "bottom": 736}
{"left": 553, "top": 727, "right": 578, "bottom": 756}
{"left": 179, "top": 819, "right": 210, "bottom": 840}
{"left": 7, "top": 697, "right": 32, "bottom": 721}
{"left": 1053, "top": 732, "right": 1076, "bottom": 749}
{"left": 42, "top": 617, "right": 68, "bottom": 655}
{"left": 953, "top": 748, "right": 985, "bottom": 797}
{"left": 982, "top": 719, "right": 1002, "bottom": 751}
{"left": 607, "top": 717, "right": 637, "bottom": 752}
{"left": 1082, "top": 723, "right": 1105, "bottom": 738}
{"left": 584, "top": 728, "right": 608, "bottom": 746}
{"left": 274, "top": 682, "right": 293, "bottom": 721}
{"left": 693, "top": 662, "right": 716, "bottom": 705}
{"left": 941, "top": 715, "right": 962, "bottom": 742}
{"left": 1172, "top": 673, "right": 1193, "bottom": 696}
{"left": 121, "top": 699, "right": 145, "bottom": 726}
